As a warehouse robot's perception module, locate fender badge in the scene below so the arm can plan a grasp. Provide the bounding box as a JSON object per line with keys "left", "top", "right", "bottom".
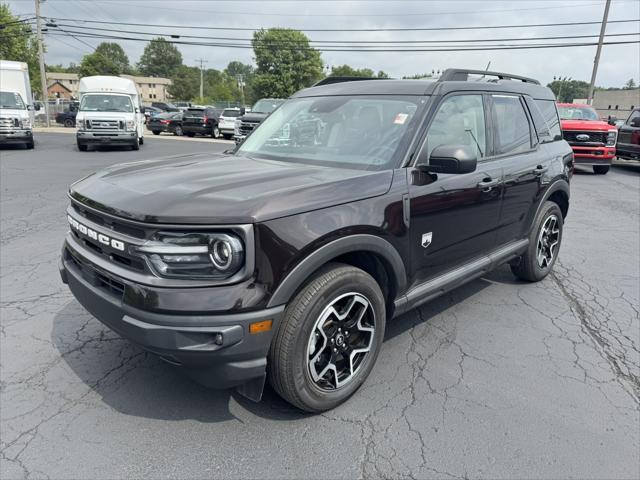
{"left": 421, "top": 232, "right": 433, "bottom": 249}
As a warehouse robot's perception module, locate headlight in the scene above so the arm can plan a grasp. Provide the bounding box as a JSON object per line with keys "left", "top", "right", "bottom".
{"left": 133, "top": 232, "right": 244, "bottom": 279}
{"left": 234, "top": 118, "right": 241, "bottom": 135}
{"left": 126, "top": 120, "right": 135, "bottom": 130}
{"left": 21, "top": 118, "right": 31, "bottom": 129}
{"left": 606, "top": 131, "right": 617, "bottom": 146}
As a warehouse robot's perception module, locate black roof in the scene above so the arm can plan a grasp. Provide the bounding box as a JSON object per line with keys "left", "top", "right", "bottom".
{"left": 294, "top": 68, "right": 555, "bottom": 101}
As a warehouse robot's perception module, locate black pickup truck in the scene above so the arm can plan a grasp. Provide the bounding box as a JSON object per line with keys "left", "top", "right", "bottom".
{"left": 616, "top": 109, "right": 640, "bottom": 161}
{"left": 60, "top": 69, "right": 573, "bottom": 412}
{"left": 234, "top": 98, "right": 284, "bottom": 143}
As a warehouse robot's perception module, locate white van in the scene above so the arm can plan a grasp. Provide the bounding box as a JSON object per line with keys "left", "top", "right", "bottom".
{"left": 76, "top": 76, "right": 145, "bottom": 151}
{"left": 0, "top": 60, "right": 37, "bottom": 149}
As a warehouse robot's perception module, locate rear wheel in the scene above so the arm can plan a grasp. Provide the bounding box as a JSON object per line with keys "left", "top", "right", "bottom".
{"left": 593, "top": 165, "right": 610, "bottom": 174}
{"left": 152, "top": 130, "right": 161, "bottom": 135}
{"left": 268, "top": 264, "right": 386, "bottom": 412}
{"left": 212, "top": 125, "right": 220, "bottom": 138}
{"left": 63, "top": 118, "right": 74, "bottom": 128}
{"left": 511, "top": 201, "right": 563, "bottom": 282}
{"left": 186, "top": 132, "right": 195, "bottom": 137}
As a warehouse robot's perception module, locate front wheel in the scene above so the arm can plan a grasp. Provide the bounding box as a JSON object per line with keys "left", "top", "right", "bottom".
{"left": 77, "top": 142, "right": 88, "bottom": 152}
{"left": 511, "top": 201, "right": 563, "bottom": 282}
{"left": 593, "top": 165, "right": 610, "bottom": 174}
{"left": 268, "top": 264, "right": 386, "bottom": 412}
{"left": 174, "top": 126, "right": 183, "bottom": 136}
{"left": 64, "top": 119, "right": 74, "bottom": 128}
{"left": 131, "top": 136, "right": 140, "bottom": 151}
{"left": 152, "top": 130, "right": 161, "bottom": 135}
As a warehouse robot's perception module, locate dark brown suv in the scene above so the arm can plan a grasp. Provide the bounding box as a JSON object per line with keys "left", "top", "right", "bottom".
{"left": 60, "top": 69, "right": 574, "bottom": 412}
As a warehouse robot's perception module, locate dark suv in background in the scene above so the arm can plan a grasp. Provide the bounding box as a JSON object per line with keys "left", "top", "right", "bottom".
{"left": 181, "top": 107, "right": 223, "bottom": 138}
{"left": 60, "top": 69, "right": 573, "bottom": 412}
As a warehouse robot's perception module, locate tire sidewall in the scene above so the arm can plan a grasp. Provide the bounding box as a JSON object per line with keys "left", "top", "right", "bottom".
{"left": 284, "top": 269, "right": 385, "bottom": 412}
{"left": 528, "top": 202, "right": 563, "bottom": 280}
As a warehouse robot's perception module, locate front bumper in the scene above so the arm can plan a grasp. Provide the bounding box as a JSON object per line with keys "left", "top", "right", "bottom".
{"left": 570, "top": 145, "right": 615, "bottom": 165}
{"left": 0, "top": 129, "right": 32, "bottom": 144}
{"left": 59, "top": 242, "right": 284, "bottom": 399}
{"left": 77, "top": 130, "right": 137, "bottom": 145}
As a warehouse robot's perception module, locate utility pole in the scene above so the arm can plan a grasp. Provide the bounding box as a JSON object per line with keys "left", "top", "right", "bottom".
{"left": 35, "top": 0, "right": 49, "bottom": 127}
{"left": 195, "top": 58, "right": 207, "bottom": 102}
{"left": 587, "top": 0, "right": 611, "bottom": 105}
{"left": 235, "top": 74, "right": 245, "bottom": 106}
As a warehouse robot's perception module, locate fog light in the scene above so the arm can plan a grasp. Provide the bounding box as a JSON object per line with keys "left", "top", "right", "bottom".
{"left": 214, "top": 333, "right": 224, "bottom": 345}
{"left": 249, "top": 319, "right": 273, "bottom": 334}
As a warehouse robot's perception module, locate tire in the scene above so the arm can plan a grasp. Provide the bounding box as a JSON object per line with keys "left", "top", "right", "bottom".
{"left": 139, "top": 136, "right": 144, "bottom": 145}
{"left": 64, "top": 119, "right": 74, "bottom": 128}
{"left": 222, "top": 133, "right": 232, "bottom": 140}
{"left": 174, "top": 126, "right": 183, "bottom": 136}
{"left": 26, "top": 140, "right": 34, "bottom": 149}
{"left": 211, "top": 125, "right": 220, "bottom": 139}
{"left": 131, "top": 136, "right": 140, "bottom": 151}
{"left": 77, "top": 142, "right": 88, "bottom": 152}
{"left": 511, "top": 201, "right": 563, "bottom": 282}
{"left": 593, "top": 165, "right": 610, "bottom": 174}
{"left": 268, "top": 263, "right": 386, "bottom": 412}
{"left": 152, "top": 130, "right": 161, "bottom": 135}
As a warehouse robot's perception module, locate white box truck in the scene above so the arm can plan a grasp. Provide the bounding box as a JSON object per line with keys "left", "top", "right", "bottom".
{"left": 0, "top": 60, "right": 38, "bottom": 149}
{"left": 76, "top": 76, "right": 145, "bottom": 151}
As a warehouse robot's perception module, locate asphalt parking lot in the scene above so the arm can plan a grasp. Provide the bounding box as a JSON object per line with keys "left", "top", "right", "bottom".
{"left": 1, "top": 132, "right": 639, "bottom": 479}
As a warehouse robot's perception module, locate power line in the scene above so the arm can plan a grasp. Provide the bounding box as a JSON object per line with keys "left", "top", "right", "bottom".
{"left": 35, "top": 16, "right": 640, "bottom": 32}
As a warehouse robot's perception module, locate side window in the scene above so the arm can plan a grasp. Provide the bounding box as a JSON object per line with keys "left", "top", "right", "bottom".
{"left": 626, "top": 110, "right": 640, "bottom": 125}
{"left": 491, "top": 95, "right": 532, "bottom": 155}
{"left": 524, "top": 97, "right": 550, "bottom": 143}
{"left": 535, "top": 99, "right": 562, "bottom": 141}
{"left": 425, "top": 94, "right": 486, "bottom": 159}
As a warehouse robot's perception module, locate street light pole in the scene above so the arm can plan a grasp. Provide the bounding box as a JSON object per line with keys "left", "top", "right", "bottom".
{"left": 195, "top": 58, "right": 207, "bottom": 102}
{"left": 35, "top": 0, "right": 49, "bottom": 127}
{"left": 587, "top": 0, "right": 611, "bottom": 105}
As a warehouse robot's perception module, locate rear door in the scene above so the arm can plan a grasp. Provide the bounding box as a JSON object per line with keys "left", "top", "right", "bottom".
{"left": 490, "top": 94, "right": 553, "bottom": 245}
{"left": 182, "top": 108, "right": 205, "bottom": 127}
{"left": 618, "top": 110, "right": 640, "bottom": 151}
{"left": 408, "top": 93, "right": 504, "bottom": 285}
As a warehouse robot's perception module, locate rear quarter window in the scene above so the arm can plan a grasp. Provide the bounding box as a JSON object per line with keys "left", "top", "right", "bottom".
{"left": 222, "top": 109, "right": 240, "bottom": 117}
{"left": 535, "top": 100, "right": 562, "bottom": 141}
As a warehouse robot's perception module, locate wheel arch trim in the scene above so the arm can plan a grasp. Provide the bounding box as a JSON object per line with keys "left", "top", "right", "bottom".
{"left": 266, "top": 234, "right": 407, "bottom": 308}
{"left": 530, "top": 178, "right": 570, "bottom": 231}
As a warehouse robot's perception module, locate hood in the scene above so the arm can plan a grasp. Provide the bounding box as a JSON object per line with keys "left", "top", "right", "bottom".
{"left": 69, "top": 153, "right": 393, "bottom": 225}
{"left": 560, "top": 119, "right": 615, "bottom": 131}
{"left": 77, "top": 111, "right": 133, "bottom": 120}
{"left": 0, "top": 108, "right": 28, "bottom": 118}
{"left": 240, "top": 112, "right": 269, "bottom": 122}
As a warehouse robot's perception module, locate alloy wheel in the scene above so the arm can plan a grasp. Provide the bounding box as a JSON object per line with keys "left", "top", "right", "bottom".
{"left": 306, "top": 292, "right": 375, "bottom": 391}
{"left": 536, "top": 214, "right": 560, "bottom": 268}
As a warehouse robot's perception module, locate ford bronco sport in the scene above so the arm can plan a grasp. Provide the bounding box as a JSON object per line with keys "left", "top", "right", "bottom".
{"left": 60, "top": 69, "right": 573, "bottom": 412}
{"left": 557, "top": 102, "right": 617, "bottom": 174}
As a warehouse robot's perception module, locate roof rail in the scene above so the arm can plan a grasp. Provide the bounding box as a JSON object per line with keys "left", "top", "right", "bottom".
{"left": 439, "top": 69, "right": 540, "bottom": 85}
{"left": 313, "top": 76, "right": 389, "bottom": 87}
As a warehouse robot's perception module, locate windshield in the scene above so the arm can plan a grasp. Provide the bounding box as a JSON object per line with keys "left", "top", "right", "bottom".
{"left": 237, "top": 95, "right": 421, "bottom": 170}
{"left": 252, "top": 99, "right": 284, "bottom": 114}
{"left": 0, "top": 91, "right": 26, "bottom": 110}
{"left": 558, "top": 105, "right": 599, "bottom": 121}
{"left": 80, "top": 94, "right": 133, "bottom": 112}
{"left": 222, "top": 109, "right": 241, "bottom": 117}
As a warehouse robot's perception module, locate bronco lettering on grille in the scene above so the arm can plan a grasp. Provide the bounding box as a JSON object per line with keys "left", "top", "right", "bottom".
{"left": 67, "top": 215, "right": 125, "bottom": 251}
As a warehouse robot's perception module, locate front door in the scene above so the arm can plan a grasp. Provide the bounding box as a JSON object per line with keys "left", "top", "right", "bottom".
{"left": 408, "top": 93, "right": 503, "bottom": 288}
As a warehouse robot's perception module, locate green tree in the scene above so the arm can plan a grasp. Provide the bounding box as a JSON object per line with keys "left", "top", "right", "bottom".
{"left": 330, "top": 64, "right": 389, "bottom": 78}
{"left": 47, "top": 63, "right": 80, "bottom": 74}
{"left": 0, "top": 4, "right": 40, "bottom": 97}
{"left": 168, "top": 65, "right": 200, "bottom": 101}
{"left": 78, "top": 42, "right": 130, "bottom": 77}
{"left": 624, "top": 78, "right": 637, "bottom": 89}
{"left": 137, "top": 38, "right": 182, "bottom": 78}
{"left": 251, "top": 28, "right": 323, "bottom": 98}
{"left": 547, "top": 79, "right": 590, "bottom": 103}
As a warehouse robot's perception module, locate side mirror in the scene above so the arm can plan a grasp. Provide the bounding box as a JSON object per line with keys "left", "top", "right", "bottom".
{"left": 416, "top": 144, "right": 477, "bottom": 174}
{"left": 240, "top": 107, "right": 246, "bottom": 115}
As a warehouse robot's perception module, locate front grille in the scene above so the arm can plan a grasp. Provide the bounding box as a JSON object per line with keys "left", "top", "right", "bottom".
{"left": 0, "top": 117, "right": 17, "bottom": 131}
{"left": 71, "top": 202, "right": 146, "bottom": 239}
{"left": 65, "top": 247, "right": 125, "bottom": 297}
{"left": 239, "top": 120, "right": 259, "bottom": 136}
{"left": 86, "top": 119, "right": 123, "bottom": 131}
{"left": 70, "top": 229, "right": 146, "bottom": 272}
{"left": 563, "top": 130, "right": 607, "bottom": 145}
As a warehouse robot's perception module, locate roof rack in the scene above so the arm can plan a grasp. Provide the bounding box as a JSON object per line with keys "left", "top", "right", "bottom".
{"left": 313, "top": 76, "right": 389, "bottom": 87}
{"left": 439, "top": 69, "right": 540, "bottom": 85}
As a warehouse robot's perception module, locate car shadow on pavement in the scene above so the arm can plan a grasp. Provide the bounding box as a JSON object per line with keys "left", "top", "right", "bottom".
{"left": 51, "top": 267, "right": 520, "bottom": 422}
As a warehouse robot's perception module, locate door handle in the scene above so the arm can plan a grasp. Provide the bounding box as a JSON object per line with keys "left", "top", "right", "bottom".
{"left": 476, "top": 178, "right": 502, "bottom": 191}
{"left": 532, "top": 165, "right": 548, "bottom": 176}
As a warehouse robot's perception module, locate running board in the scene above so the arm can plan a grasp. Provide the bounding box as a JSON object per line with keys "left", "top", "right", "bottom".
{"left": 393, "top": 239, "right": 528, "bottom": 317}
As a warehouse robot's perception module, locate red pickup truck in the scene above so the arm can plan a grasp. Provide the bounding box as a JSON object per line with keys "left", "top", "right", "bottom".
{"left": 557, "top": 103, "right": 617, "bottom": 174}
